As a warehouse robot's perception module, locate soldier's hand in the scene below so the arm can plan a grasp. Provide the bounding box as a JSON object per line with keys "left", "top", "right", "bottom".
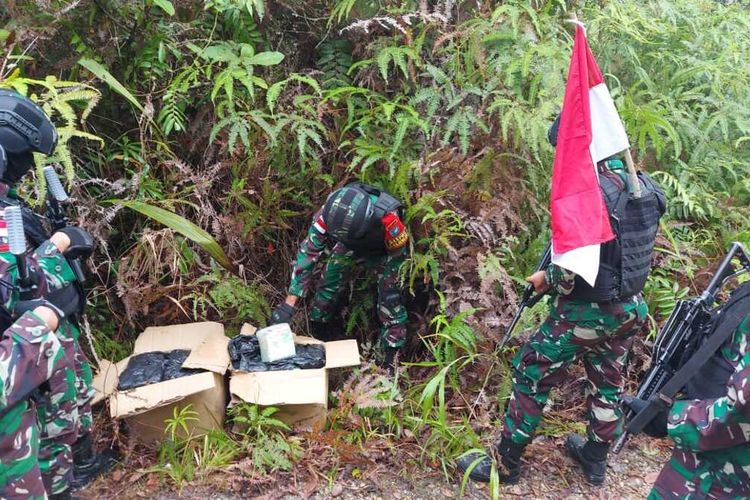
{"left": 525, "top": 270, "right": 550, "bottom": 294}
{"left": 33, "top": 305, "right": 59, "bottom": 330}
{"left": 621, "top": 395, "right": 669, "bottom": 438}
{"left": 269, "top": 301, "right": 296, "bottom": 325}
{"left": 56, "top": 227, "right": 95, "bottom": 259}
{"left": 13, "top": 285, "right": 81, "bottom": 323}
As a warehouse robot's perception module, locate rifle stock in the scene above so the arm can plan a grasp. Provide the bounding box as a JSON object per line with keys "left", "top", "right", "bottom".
{"left": 613, "top": 242, "right": 750, "bottom": 454}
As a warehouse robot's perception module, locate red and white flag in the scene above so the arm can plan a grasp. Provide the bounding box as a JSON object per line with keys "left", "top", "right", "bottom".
{"left": 550, "top": 24, "right": 629, "bottom": 286}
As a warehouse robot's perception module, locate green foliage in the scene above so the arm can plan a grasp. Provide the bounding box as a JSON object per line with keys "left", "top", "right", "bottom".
{"left": 230, "top": 404, "right": 301, "bottom": 472}
{"left": 316, "top": 40, "right": 353, "bottom": 88}
{"left": 205, "top": 0, "right": 266, "bottom": 21}
{"left": 154, "top": 405, "right": 238, "bottom": 484}
{"left": 0, "top": 73, "right": 102, "bottom": 186}
{"left": 116, "top": 200, "right": 233, "bottom": 270}
{"left": 7, "top": 0, "right": 750, "bottom": 492}
{"left": 190, "top": 270, "right": 271, "bottom": 327}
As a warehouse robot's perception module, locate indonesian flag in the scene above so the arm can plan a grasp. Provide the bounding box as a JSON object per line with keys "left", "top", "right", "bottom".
{"left": 550, "top": 24, "right": 630, "bottom": 286}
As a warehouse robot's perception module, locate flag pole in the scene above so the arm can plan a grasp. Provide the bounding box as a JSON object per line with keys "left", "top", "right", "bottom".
{"left": 565, "top": 14, "right": 642, "bottom": 199}
{"left": 623, "top": 149, "right": 641, "bottom": 198}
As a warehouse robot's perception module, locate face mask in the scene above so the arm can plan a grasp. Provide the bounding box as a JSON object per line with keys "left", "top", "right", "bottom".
{"left": 3, "top": 150, "right": 34, "bottom": 185}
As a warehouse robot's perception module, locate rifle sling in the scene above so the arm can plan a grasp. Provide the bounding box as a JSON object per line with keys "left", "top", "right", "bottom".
{"left": 627, "top": 285, "right": 750, "bottom": 433}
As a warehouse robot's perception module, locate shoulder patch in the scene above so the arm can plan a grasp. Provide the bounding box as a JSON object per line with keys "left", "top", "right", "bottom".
{"left": 313, "top": 216, "right": 328, "bottom": 235}
{"left": 382, "top": 212, "right": 408, "bottom": 250}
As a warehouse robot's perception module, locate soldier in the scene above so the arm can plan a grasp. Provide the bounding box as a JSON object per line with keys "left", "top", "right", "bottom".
{"left": 456, "top": 121, "right": 666, "bottom": 485}
{"left": 269, "top": 182, "right": 409, "bottom": 369}
{"left": 0, "top": 294, "right": 68, "bottom": 499}
{"left": 0, "top": 223, "right": 88, "bottom": 499}
{"left": 622, "top": 286, "right": 750, "bottom": 499}
{"left": 0, "top": 90, "right": 110, "bottom": 498}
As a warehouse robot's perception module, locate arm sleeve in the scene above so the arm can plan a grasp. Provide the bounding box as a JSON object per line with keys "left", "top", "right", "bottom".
{"left": 28, "top": 241, "right": 78, "bottom": 292}
{"left": 0, "top": 311, "right": 63, "bottom": 411}
{"left": 545, "top": 264, "right": 577, "bottom": 295}
{"left": 288, "top": 209, "right": 329, "bottom": 298}
{"left": 666, "top": 319, "right": 750, "bottom": 452}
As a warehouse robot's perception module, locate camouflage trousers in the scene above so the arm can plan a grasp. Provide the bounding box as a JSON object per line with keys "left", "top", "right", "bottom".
{"left": 0, "top": 403, "right": 47, "bottom": 500}
{"left": 38, "top": 320, "right": 94, "bottom": 495}
{"left": 648, "top": 448, "right": 750, "bottom": 500}
{"left": 309, "top": 243, "right": 407, "bottom": 348}
{"left": 501, "top": 294, "right": 647, "bottom": 446}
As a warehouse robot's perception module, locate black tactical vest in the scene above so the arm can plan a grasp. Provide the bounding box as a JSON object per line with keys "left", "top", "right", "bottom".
{"left": 569, "top": 167, "right": 666, "bottom": 302}
{"left": 333, "top": 182, "right": 404, "bottom": 255}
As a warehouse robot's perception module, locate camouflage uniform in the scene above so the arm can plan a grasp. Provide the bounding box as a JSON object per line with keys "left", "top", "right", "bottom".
{"left": 648, "top": 316, "right": 750, "bottom": 499}
{"left": 0, "top": 222, "right": 77, "bottom": 498}
{"left": 288, "top": 207, "right": 408, "bottom": 347}
{"left": 501, "top": 265, "right": 648, "bottom": 446}
{"left": 29, "top": 241, "right": 81, "bottom": 495}
{"left": 0, "top": 312, "right": 67, "bottom": 500}
{"left": 0, "top": 185, "right": 94, "bottom": 494}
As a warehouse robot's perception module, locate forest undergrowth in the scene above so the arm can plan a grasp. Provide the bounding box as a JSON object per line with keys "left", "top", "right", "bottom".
{"left": 2, "top": 0, "right": 750, "bottom": 498}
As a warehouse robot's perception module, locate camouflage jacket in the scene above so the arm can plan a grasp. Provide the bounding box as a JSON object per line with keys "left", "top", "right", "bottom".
{"left": 288, "top": 206, "right": 409, "bottom": 298}
{"left": 0, "top": 311, "right": 64, "bottom": 411}
{"left": 0, "top": 211, "right": 78, "bottom": 411}
{"left": 665, "top": 315, "right": 750, "bottom": 492}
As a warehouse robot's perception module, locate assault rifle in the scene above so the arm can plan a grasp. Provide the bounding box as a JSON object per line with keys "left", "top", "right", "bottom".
{"left": 613, "top": 242, "right": 750, "bottom": 453}
{"left": 43, "top": 166, "right": 86, "bottom": 285}
{"left": 498, "top": 242, "right": 552, "bottom": 350}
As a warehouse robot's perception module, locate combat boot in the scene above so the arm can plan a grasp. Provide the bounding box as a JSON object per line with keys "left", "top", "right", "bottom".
{"left": 455, "top": 438, "right": 524, "bottom": 484}
{"left": 565, "top": 434, "right": 609, "bottom": 486}
{"left": 49, "top": 490, "right": 73, "bottom": 500}
{"left": 71, "top": 433, "right": 117, "bottom": 490}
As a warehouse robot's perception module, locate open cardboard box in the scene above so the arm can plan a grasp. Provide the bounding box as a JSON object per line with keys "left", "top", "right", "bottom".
{"left": 229, "top": 324, "right": 360, "bottom": 430}
{"left": 92, "top": 322, "right": 230, "bottom": 444}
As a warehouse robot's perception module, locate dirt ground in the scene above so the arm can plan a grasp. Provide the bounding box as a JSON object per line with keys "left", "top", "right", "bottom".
{"left": 82, "top": 433, "right": 670, "bottom": 499}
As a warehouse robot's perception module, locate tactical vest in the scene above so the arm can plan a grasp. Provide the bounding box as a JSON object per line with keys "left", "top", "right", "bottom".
{"left": 569, "top": 168, "right": 666, "bottom": 302}
{"left": 332, "top": 182, "right": 404, "bottom": 255}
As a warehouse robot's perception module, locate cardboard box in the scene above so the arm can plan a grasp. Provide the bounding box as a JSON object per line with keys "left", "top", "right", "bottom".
{"left": 229, "top": 324, "right": 360, "bottom": 430}
{"left": 92, "top": 322, "right": 230, "bottom": 444}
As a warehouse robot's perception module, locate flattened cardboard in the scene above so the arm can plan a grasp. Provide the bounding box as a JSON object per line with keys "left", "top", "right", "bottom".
{"left": 323, "top": 340, "right": 360, "bottom": 369}
{"left": 182, "top": 335, "right": 230, "bottom": 374}
{"left": 134, "top": 321, "right": 225, "bottom": 354}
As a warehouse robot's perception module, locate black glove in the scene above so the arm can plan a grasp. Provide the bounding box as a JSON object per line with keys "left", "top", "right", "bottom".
{"left": 13, "top": 284, "right": 81, "bottom": 323}
{"left": 621, "top": 395, "right": 669, "bottom": 438}
{"left": 59, "top": 227, "right": 95, "bottom": 259}
{"left": 269, "top": 302, "right": 295, "bottom": 325}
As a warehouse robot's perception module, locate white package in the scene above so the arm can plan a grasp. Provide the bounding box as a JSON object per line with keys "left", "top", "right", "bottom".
{"left": 257, "top": 323, "right": 296, "bottom": 363}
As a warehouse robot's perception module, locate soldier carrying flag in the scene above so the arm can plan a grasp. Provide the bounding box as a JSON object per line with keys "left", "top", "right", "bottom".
{"left": 456, "top": 23, "right": 666, "bottom": 485}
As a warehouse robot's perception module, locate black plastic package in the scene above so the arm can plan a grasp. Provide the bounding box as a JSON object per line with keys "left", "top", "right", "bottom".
{"left": 162, "top": 349, "right": 202, "bottom": 381}
{"left": 118, "top": 349, "right": 203, "bottom": 390}
{"left": 229, "top": 335, "right": 326, "bottom": 372}
{"left": 117, "top": 352, "right": 165, "bottom": 390}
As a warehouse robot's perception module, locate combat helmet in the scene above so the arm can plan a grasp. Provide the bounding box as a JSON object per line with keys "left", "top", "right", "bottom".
{"left": 321, "top": 184, "right": 374, "bottom": 243}
{"left": 0, "top": 89, "right": 58, "bottom": 184}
